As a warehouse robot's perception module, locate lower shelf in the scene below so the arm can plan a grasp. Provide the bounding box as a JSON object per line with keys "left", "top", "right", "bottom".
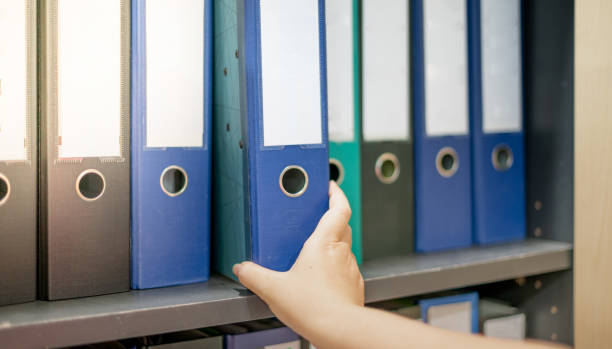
{"left": 0, "top": 238, "right": 571, "bottom": 348}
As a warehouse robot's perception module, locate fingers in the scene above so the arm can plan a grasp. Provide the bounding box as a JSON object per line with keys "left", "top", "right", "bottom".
{"left": 310, "top": 182, "right": 352, "bottom": 243}
{"left": 233, "top": 262, "right": 282, "bottom": 302}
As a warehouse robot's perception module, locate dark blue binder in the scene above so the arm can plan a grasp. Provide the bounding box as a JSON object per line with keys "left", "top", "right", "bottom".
{"left": 469, "top": 0, "right": 526, "bottom": 244}
{"left": 131, "top": 0, "right": 212, "bottom": 289}
{"left": 213, "top": 0, "right": 329, "bottom": 278}
{"left": 420, "top": 292, "right": 479, "bottom": 333}
{"left": 413, "top": 0, "right": 473, "bottom": 252}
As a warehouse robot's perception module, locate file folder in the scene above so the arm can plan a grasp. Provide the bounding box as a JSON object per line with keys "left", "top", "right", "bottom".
{"left": 420, "top": 293, "right": 479, "bottom": 333}
{"left": 361, "top": 0, "right": 413, "bottom": 260}
{"left": 225, "top": 327, "right": 300, "bottom": 349}
{"left": 39, "top": 0, "right": 130, "bottom": 300}
{"left": 0, "top": 0, "right": 37, "bottom": 306}
{"left": 413, "top": 0, "right": 473, "bottom": 252}
{"left": 213, "top": 0, "right": 329, "bottom": 278}
{"left": 131, "top": 0, "right": 212, "bottom": 289}
{"left": 326, "top": 0, "right": 363, "bottom": 264}
{"left": 480, "top": 299, "right": 526, "bottom": 340}
{"left": 469, "top": 0, "right": 526, "bottom": 244}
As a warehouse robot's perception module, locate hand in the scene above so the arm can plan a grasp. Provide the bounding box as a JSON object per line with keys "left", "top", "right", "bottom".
{"left": 232, "top": 181, "right": 364, "bottom": 336}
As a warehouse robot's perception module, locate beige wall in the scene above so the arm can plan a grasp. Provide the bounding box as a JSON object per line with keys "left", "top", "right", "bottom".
{"left": 575, "top": 0, "right": 612, "bottom": 347}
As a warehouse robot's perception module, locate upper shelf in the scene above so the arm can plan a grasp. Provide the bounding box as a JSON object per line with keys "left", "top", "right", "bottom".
{"left": 0, "top": 238, "right": 571, "bottom": 349}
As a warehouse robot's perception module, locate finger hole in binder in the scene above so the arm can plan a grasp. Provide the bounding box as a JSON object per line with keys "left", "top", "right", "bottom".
{"left": 76, "top": 170, "right": 106, "bottom": 202}
{"left": 436, "top": 147, "right": 459, "bottom": 178}
{"left": 161, "top": 166, "right": 188, "bottom": 197}
{"left": 0, "top": 174, "right": 10, "bottom": 206}
{"left": 280, "top": 166, "right": 309, "bottom": 198}
{"left": 329, "top": 158, "right": 345, "bottom": 185}
{"left": 492, "top": 145, "right": 514, "bottom": 172}
{"left": 375, "top": 153, "right": 400, "bottom": 184}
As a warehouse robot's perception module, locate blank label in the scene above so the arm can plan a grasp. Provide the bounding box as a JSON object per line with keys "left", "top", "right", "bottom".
{"left": 57, "top": 0, "right": 122, "bottom": 158}
{"left": 362, "top": 0, "right": 410, "bottom": 142}
{"left": 326, "top": 0, "right": 354, "bottom": 143}
{"left": 424, "top": 0, "right": 469, "bottom": 137}
{"left": 264, "top": 340, "right": 301, "bottom": 349}
{"left": 428, "top": 301, "right": 472, "bottom": 333}
{"left": 146, "top": 0, "right": 204, "bottom": 148}
{"left": 0, "top": 0, "right": 28, "bottom": 161}
{"left": 260, "top": 0, "right": 322, "bottom": 147}
{"left": 481, "top": 0, "right": 522, "bottom": 133}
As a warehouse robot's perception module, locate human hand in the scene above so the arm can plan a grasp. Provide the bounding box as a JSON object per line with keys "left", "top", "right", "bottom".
{"left": 232, "top": 181, "right": 364, "bottom": 336}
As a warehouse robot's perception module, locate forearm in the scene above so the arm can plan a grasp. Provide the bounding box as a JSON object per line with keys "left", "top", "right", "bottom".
{"left": 303, "top": 304, "right": 567, "bottom": 349}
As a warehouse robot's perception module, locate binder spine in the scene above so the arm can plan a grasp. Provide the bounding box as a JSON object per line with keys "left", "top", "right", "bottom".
{"left": 39, "top": 0, "right": 131, "bottom": 299}
{"left": 0, "top": 0, "right": 38, "bottom": 305}
{"left": 469, "top": 0, "right": 526, "bottom": 244}
{"left": 244, "top": 0, "right": 329, "bottom": 271}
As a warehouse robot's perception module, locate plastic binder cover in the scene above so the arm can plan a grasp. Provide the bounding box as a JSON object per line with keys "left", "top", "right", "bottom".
{"left": 0, "top": 0, "right": 38, "bottom": 306}
{"left": 131, "top": 0, "right": 212, "bottom": 289}
{"left": 361, "top": 0, "right": 413, "bottom": 260}
{"left": 213, "top": 0, "right": 329, "bottom": 279}
{"left": 39, "top": 0, "right": 130, "bottom": 300}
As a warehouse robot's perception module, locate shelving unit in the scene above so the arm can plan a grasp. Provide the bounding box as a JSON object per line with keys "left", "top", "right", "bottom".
{"left": 0, "top": 239, "right": 571, "bottom": 349}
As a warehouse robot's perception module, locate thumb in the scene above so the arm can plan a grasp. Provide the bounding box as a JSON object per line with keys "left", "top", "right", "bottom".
{"left": 233, "top": 262, "right": 282, "bottom": 301}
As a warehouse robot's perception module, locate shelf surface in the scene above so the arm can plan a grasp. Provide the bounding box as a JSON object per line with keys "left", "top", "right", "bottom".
{"left": 0, "top": 239, "right": 571, "bottom": 348}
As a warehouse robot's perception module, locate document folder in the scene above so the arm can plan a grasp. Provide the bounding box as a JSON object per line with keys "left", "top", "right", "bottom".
{"left": 213, "top": 0, "right": 329, "bottom": 278}
{"left": 326, "top": 0, "right": 363, "bottom": 264}
{"left": 131, "top": 0, "right": 212, "bottom": 289}
{"left": 39, "top": 0, "right": 130, "bottom": 299}
{"left": 361, "top": 0, "right": 414, "bottom": 260}
{"left": 469, "top": 0, "right": 526, "bottom": 244}
{"left": 420, "top": 293, "right": 479, "bottom": 333}
{"left": 414, "top": 0, "right": 473, "bottom": 252}
{"left": 0, "top": 0, "right": 37, "bottom": 306}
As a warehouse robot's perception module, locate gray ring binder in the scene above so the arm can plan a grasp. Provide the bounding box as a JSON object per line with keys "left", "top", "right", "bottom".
{"left": 0, "top": 173, "right": 10, "bottom": 206}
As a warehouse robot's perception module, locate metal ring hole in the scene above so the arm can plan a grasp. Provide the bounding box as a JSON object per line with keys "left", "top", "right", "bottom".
{"left": 329, "top": 158, "right": 345, "bottom": 185}
{"left": 436, "top": 147, "right": 459, "bottom": 178}
{"left": 77, "top": 170, "right": 106, "bottom": 202}
{"left": 375, "top": 153, "right": 400, "bottom": 184}
{"left": 0, "top": 174, "right": 10, "bottom": 206}
{"left": 161, "top": 166, "right": 188, "bottom": 197}
{"left": 492, "top": 145, "right": 514, "bottom": 172}
{"left": 280, "top": 166, "right": 308, "bottom": 198}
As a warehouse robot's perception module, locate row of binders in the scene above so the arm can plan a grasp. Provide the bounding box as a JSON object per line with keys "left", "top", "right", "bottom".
{"left": 0, "top": 0, "right": 525, "bottom": 305}
{"left": 81, "top": 294, "right": 526, "bottom": 348}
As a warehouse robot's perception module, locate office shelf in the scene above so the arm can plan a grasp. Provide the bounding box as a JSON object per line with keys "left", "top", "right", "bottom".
{"left": 0, "top": 238, "right": 571, "bottom": 348}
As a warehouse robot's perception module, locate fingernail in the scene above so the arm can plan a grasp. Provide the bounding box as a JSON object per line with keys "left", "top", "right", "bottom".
{"left": 232, "top": 263, "right": 242, "bottom": 276}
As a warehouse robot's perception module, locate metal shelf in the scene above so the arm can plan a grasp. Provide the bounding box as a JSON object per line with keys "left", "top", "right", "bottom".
{"left": 0, "top": 239, "right": 572, "bottom": 349}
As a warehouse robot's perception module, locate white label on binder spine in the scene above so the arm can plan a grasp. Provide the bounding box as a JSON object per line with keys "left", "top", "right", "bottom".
{"left": 428, "top": 301, "right": 472, "bottom": 333}
{"left": 481, "top": 0, "right": 522, "bottom": 133}
{"left": 260, "top": 0, "right": 323, "bottom": 147}
{"left": 362, "top": 0, "right": 410, "bottom": 142}
{"left": 424, "top": 0, "right": 469, "bottom": 137}
{"left": 146, "top": 0, "right": 204, "bottom": 148}
{"left": 0, "top": 0, "right": 28, "bottom": 161}
{"left": 264, "top": 340, "right": 301, "bottom": 349}
{"left": 57, "top": 0, "right": 122, "bottom": 158}
{"left": 326, "top": 0, "right": 354, "bottom": 143}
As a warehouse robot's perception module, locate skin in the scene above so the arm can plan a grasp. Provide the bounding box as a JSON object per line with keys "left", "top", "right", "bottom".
{"left": 233, "top": 182, "right": 568, "bottom": 349}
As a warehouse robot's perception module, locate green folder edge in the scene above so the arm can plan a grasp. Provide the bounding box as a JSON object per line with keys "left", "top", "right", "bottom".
{"left": 212, "top": 0, "right": 248, "bottom": 280}
{"left": 329, "top": 0, "right": 363, "bottom": 265}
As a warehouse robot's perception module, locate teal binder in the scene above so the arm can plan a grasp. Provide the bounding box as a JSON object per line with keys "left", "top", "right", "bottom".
{"left": 327, "top": 0, "right": 363, "bottom": 264}
{"left": 213, "top": 0, "right": 246, "bottom": 278}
